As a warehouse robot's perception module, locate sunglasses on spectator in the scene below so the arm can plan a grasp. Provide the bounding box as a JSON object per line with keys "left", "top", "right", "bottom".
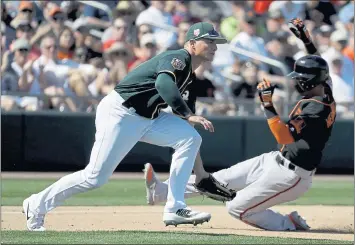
{"left": 44, "top": 45, "right": 57, "bottom": 50}
{"left": 17, "top": 25, "right": 33, "bottom": 32}
{"left": 21, "top": 9, "right": 33, "bottom": 13}
{"left": 112, "top": 51, "right": 128, "bottom": 57}
{"left": 140, "top": 30, "right": 152, "bottom": 35}
{"left": 18, "top": 48, "right": 29, "bottom": 53}
{"left": 52, "top": 15, "right": 65, "bottom": 22}
{"left": 145, "top": 43, "right": 156, "bottom": 49}
{"left": 118, "top": 10, "right": 133, "bottom": 16}
{"left": 115, "top": 25, "right": 128, "bottom": 30}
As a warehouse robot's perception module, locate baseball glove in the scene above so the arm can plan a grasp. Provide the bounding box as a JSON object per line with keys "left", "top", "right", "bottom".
{"left": 193, "top": 174, "right": 236, "bottom": 202}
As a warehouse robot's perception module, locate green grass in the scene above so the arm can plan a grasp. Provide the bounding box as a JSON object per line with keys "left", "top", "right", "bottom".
{"left": 1, "top": 179, "right": 353, "bottom": 206}
{"left": 1, "top": 231, "right": 352, "bottom": 244}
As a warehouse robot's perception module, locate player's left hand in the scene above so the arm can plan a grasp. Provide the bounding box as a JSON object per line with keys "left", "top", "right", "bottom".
{"left": 193, "top": 174, "right": 236, "bottom": 202}
{"left": 257, "top": 78, "right": 276, "bottom": 107}
{"left": 288, "top": 18, "right": 311, "bottom": 44}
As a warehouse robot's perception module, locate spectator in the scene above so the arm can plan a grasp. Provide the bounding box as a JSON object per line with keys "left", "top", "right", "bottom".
{"left": 57, "top": 27, "right": 76, "bottom": 60}
{"left": 265, "top": 30, "right": 294, "bottom": 87}
{"left": 112, "top": 1, "right": 140, "bottom": 43}
{"left": 220, "top": 1, "right": 245, "bottom": 42}
{"left": 11, "top": 1, "right": 37, "bottom": 28}
{"left": 167, "top": 20, "right": 190, "bottom": 50}
{"left": 31, "top": 4, "right": 67, "bottom": 46}
{"left": 342, "top": 33, "right": 354, "bottom": 62}
{"left": 128, "top": 33, "right": 157, "bottom": 71}
{"left": 137, "top": 24, "right": 153, "bottom": 43}
{"left": 60, "top": 1, "right": 81, "bottom": 22}
{"left": 2, "top": 2, "right": 16, "bottom": 49}
{"left": 90, "top": 42, "right": 131, "bottom": 97}
{"left": 11, "top": 18, "right": 40, "bottom": 61}
{"left": 314, "top": 24, "right": 334, "bottom": 53}
{"left": 2, "top": 39, "right": 31, "bottom": 93}
{"left": 192, "top": 62, "right": 216, "bottom": 98}
{"left": 1, "top": 38, "right": 40, "bottom": 111}
{"left": 304, "top": 0, "right": 337, "bottom": 26}
{"left": 231, "top": 61, "right": 259, "bottom": 99}
{"left": 263, "top": 8, "right": 286, "bottom": 43}
{"left": 1, "top": 21, "right": 6, "bottom": 52}
{"left": 230, "top": 12, "right": 269, "bottom": 71}
{"left": 329, "top": 58, "right": 353, "bottom": 114}
{"left": 268, "top": 1, "right": 306, "bottom": 22}
{"left": 82, "top": 0, "right": 118, "bottom": 30}
{"left": 136, "top": 1, "right": 175, "bottom": 51}
{"left": 322, "top": 29, "right": 354, "bottom": 88}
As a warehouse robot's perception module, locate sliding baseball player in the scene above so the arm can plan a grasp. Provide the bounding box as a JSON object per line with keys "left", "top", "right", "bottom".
{"left": 144, "top": 18, "right": 336, "bottom": 231}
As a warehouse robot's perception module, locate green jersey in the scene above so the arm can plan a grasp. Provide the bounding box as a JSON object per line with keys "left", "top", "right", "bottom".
{"left": 115, "top": 49, "right": 193, "bottom": 119}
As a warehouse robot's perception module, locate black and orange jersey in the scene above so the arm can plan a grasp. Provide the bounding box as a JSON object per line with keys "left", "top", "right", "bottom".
{"left": 278, "top": 88, "right": 336, "bottom": 170}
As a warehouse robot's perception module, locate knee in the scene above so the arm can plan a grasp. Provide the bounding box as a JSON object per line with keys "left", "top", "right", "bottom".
{"left": 182, "top": 129, "right": 202, "bottom": 148}
{"left": 82, "top": 170, "right": 109, "bottom": 189}
{"left": 226, "top": 202, "right": 242, "bottom": 220}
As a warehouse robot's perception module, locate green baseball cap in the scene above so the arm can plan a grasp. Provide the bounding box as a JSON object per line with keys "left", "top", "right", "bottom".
{"left": 185, "top": 22, "right": 227, "bottom": 44}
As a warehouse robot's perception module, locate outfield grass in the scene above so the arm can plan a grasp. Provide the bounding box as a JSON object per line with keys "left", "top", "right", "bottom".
{"left": 1, "top": 231, "right": 352, "bottom": 244}
{"left": 1, "top": 179, "right": 353, "bottom": 206}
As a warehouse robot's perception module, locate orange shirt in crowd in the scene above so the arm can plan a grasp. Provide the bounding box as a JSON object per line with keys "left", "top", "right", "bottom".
{"left": 343, "top": 46, "right": 354, "bottom": 62}
{"left": 57, "top": 50, "right": 74, "bottom": 60}
{"left": 254, "top": 0, "right": 273, "bottom": 15}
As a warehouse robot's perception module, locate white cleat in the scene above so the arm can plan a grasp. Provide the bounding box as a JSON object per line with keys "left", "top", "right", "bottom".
{"left": 163, "top": 208, "right": 211, "bottom": 227}
{"left": 143, "top": 163, "right": 158, "bottom": 205}
{"left": 22, "top": 196, "right": 46, "bottom": 231}
{"left": 288, "top": 211, "right": 310, "bottom": 231}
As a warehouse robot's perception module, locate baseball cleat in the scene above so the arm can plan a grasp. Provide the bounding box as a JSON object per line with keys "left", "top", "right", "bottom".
{"left": 22, "top": 196, "right": 46, "bottom": 231}
{"left": 143, "top": 163, "right": 158, "bottom": 205}
{"left": 163, "top": 208, "right": 211, "bottom": 226}
{"left": 288, "top": 211, "right": 310, "bottom": 231}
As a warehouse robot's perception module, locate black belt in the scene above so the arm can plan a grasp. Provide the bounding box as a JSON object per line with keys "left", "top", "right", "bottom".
{"left": 276, "top": 154, "right": 296, "bottom": 171}
{"left": 122, "top": 100, "right": 133, "bottom": 110}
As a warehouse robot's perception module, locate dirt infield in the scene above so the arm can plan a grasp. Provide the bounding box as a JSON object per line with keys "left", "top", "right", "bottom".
{"left": 2, "top": 172, "right": 353, "bottom": 241}
{"left": 2, "top": 205, "right": 353, "bottom": 241}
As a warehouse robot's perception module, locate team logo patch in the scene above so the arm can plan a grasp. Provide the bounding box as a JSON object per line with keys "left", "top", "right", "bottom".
{"left": 194, "top": 29, "right": 200, "bottom": 36}
{"left": 171, "top": 58, "right": 186, "bottom": 70}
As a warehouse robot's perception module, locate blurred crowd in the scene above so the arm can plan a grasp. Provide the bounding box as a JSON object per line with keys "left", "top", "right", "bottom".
{"left": 1, "top": 0, "right": 354, "bottom": 118}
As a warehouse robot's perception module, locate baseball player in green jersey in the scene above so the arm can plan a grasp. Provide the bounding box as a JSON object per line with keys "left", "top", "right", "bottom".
{"left": 143, "top": 18, "right": 336, "bottom": 231}
{"left": 22, "top": 22, "right": 228, "bottom": 231}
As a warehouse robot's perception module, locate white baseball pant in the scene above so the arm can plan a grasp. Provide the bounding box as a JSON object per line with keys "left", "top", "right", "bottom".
{"left": 152, "top": 151, "right": 315, "bottom": 230}
{"left": 28, "top": 91, "right": 201, "bottom": 214}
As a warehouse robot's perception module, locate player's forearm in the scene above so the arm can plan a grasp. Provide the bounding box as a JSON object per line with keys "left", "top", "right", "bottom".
{"left": 304, "top": 40, "right": 320, "bottom": 56}
{"left": 264, "top": 106, "right": 295, "bottom": 144}
{"left": 155, "top": 73, "right": 193, "bottom": 118}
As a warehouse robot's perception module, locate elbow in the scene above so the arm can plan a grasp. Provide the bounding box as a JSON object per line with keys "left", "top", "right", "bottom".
{"left": 275, "top": 137, "right": 294, "bottom": 145}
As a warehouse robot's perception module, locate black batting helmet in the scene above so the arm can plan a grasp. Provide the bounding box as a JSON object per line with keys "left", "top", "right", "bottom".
{"left": 287, "top": 55, "right": 329, "bottom": 93}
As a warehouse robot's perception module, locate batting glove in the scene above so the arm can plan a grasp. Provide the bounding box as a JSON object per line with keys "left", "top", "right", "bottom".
{"left": 257, "top": 78, "right": 276, "bottom": 107}
{"left": 288, "top": 18, "right": 311, "bottom": 44}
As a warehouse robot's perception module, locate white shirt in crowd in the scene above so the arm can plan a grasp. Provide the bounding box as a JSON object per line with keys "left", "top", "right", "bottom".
{"left": 230, "top": 32, "right": 269, "bottom": 71}
{"left": 322, "top": 47, "right": 354, "bottom": 88}
{"left": 31, "top": 55, "right": 96, "bottom": 95}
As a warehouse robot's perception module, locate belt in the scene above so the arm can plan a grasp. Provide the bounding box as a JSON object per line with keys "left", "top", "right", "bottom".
{"left": 276, "top": 154, "right": 296, "bottom": 171}
{"left": 275, "top": 154, "right": 316, "bottom": 178}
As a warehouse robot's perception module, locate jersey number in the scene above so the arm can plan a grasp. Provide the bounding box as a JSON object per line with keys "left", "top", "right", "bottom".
{"left": 182, "top": 90, "right": 189, "bottom": 101}
{"left": 326, "top": 103, "right": 336, "bottom": 128}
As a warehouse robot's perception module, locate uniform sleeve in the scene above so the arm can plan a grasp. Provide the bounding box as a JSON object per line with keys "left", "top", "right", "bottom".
{"left": 172, "top": 88, "right": 197, "bottom": 116}
{"left": 155, "top": 73, "right": 193, "bottom": 118}
{"left": 156, "top": 53, "right": 188, "bottom": 83}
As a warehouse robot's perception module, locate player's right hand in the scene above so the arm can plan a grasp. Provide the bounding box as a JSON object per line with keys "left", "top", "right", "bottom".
{"left": 187, "top": 115, "right": 214, "bottom": 132}
{"left": 257, "top": 78, "right": 276, "bottom": 107}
